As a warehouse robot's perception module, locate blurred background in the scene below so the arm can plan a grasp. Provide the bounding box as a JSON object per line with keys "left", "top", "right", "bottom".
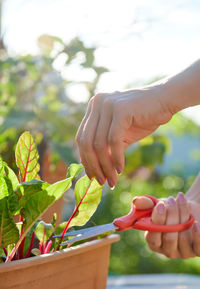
{"left": 1, "top": 0, "right": 200, "bottom": 275}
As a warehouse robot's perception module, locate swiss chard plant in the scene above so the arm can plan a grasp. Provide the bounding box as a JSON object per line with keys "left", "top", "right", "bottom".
{"left": 0, "top": 131, "right": 103, "bottom": 263}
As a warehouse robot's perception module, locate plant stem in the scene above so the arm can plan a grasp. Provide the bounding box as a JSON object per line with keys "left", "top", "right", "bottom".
{"left": 57, "top": 180, "right": 93, "bottom": 249}
{"left": 18, "top": 237, "right": 25, "bottom": 259}
{"left": 24, "top": 232, "right": 35, "bottom": 258}
{"left": 3, "top": 248, "right": 7, "bottom": 256}
{"left": 42, "top": 241, "right": 47, "bottom": 254}
{"left": 44, "top": 240, "right": 52, "bottom": 254}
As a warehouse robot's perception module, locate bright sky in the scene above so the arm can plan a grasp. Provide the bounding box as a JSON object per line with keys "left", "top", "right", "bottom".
{"left": 2, "top": 0, "right": 200, "bottom": 123}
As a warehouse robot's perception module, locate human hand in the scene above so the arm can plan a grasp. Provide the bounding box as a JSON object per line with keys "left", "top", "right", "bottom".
{"left": 76, "top": 88, "right": 173, "bottom": 187}
{"left": 134, "top": 174, "right": 200, "bottom": 259}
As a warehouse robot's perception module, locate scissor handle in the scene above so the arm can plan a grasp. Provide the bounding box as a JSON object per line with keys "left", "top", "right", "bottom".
{"left": 113, "top": 195, "right": 195, "bottom": 232}
{"left": 132, "top": 214, "right": 194, "bottom": 232}
{"left": 114, "top": 195, "right": 158, "bottom": 230}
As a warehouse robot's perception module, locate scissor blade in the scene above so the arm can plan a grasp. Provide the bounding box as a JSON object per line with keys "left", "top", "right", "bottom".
{"left": 54, "top": 223, "right": 115, "bottom": 238}
{"left": 60, "top": 223, "right": 117, "bottom": 246}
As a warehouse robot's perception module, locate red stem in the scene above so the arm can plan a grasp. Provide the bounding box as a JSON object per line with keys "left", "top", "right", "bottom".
{"left": 39, "top": 242, "right": 42, "bottom": 253}
{"left": 44, "top": 240, "right": 52, "bottom": 254}
{"left": 58, "top": 180, "right": 94, "bottom": 248}
{"left": 18, "top": 237, "right": 25, "bottom": 259}
{"left": 24, "top": 232, "right": 35, "bottom": 258}
{"left": 3, "top": 248, "right": 7, "bottom": 256}
{"left": 18, "top": 215, "right": 25, "bottom": 259}
{"left": 42, "top": 241, "right": 47, "bottom": 254}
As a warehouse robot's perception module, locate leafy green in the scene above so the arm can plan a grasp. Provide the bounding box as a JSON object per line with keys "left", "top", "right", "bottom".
{"left": 15, "top": 131, "right": 40, "bottom": 182}
{"left": 0, "top": 174, "right": 19, "bottom": 248}
{"left": 69, "top": 176, "right": 103, "bottom": 228}
{"left": 35, "top": 221, "right": 54, "bottom": 243}
{"left": 66, "top": 163, "right": 83, "bottom": 179}
{"left": 0, "top": 162, "right": 19, "bottom": 247}
{"left": 3, "top": 163, "right": 19, "bottom": 191}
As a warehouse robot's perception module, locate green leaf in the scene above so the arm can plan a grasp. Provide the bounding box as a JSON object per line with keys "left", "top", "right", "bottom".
{"left": 3, "top": 163, "right": 19, "bottom": 191}
{"left": 0, "top": 158, "right": 3, "bottom": 176}
{"left": 0, "top": 172, "right": 19, "bottom": 248}
{"left": 0, "top": 198, "right": 19, "bottom": 248}
{"left": 35, "top": 221, "right": 54, "bottom": 243}
{"left": 15, "top": 131, "right": 40, "bottom": 182}
{"left": 69, "top": 176, "right": 103, "bottom": 228}
{"left": 51, "top": 213, "right": 57, "bottom": 228}
{"left": 6, "top": 163, "right": 77, "bottom": 261}
{"left": 66, "top": 163, "right": 83, "bottom": 179}
{"left": 54, "top": 221, "right": 67, "bottom": 236}
{"left": 18, "top": 180, "right": 50, "bottom": 209}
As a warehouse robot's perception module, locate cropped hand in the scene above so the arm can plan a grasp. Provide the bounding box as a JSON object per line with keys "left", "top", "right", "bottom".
{"left": 76, "top": 88, "right": 172, "bottom": 187}
{"left": 134, "top": 174, "right": 200, "bottom": 259}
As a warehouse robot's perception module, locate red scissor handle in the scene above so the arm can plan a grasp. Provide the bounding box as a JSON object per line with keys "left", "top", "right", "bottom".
{"left": 113, "top": 195, "right": 195, "bottom": 232}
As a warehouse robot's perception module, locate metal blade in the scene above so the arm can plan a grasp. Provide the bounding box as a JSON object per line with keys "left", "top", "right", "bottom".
{"left": 54, "top": 223, "right": 115, "bottom": 238}
{"left": 60, "top": 223, "right": 117, "bottom": 246}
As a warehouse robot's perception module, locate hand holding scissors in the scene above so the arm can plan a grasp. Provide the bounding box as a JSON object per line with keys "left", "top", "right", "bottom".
{"left": 54, "top": 195, "right": 194, "bottom": 246}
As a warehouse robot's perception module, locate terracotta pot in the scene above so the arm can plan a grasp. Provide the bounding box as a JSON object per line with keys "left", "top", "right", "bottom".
{"left": 0, "top": 235, "right": 120, "bottom": 289}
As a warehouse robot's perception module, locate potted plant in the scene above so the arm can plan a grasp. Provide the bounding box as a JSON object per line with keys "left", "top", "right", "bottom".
{"left": 0, "top": 132, "right": 119, "bottom": 289}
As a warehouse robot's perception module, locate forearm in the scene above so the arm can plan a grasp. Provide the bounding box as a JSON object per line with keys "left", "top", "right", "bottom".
{"left": 157, "top": 59, "right": 200, "bottom": 114}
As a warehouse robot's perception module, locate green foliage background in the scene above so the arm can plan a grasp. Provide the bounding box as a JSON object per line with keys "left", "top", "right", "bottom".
{"left": 1, "top": 35, "right": 200, "bottom": 274}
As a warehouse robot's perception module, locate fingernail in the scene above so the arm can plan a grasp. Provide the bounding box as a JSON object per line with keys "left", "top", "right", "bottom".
{"left": 157, "top": 203, "right": 165, "bottom": 214}
{"left": 107, "top": 178, "right": 115, "bottom": 189}
{"left": 168, "top": 197, "right": 176, "bottom": 206}
{"left": 193, "top": 222, "right": 200, "bottom": 233}
{"left": 97, "top": 177, "right": 104, "bottom": 186}
{"left": 116, "top": 166, "right": 122, "bottom": 175}
{"left": 178, "top": 192, "right": 185, "bottom": 204}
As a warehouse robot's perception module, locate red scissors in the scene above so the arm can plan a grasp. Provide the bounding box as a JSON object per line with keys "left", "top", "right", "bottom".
{"left": 54, "top": 195, "right": 194, "bottom": 246}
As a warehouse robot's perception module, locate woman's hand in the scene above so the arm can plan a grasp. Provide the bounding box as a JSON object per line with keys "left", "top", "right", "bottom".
{"left": 76, "top": 60, "right": 200, "bottom": 188}
{"left": 76, "top": 88, "right": 173, "bottom": 187}
{"left": 134, "top": 174, "right": 200, "bottom": 259}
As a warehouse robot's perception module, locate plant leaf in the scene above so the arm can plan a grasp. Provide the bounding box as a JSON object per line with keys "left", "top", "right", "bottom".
{"left": 35, "top": 221, "right": 54, "bottom": 243}
{"left": 17, "top": 180, "right": 50, "bottom": 208}
{"left": 3, "top": 163, "right": 19, "bottom": 191}
{"left": 0, "top": 197, "right": 19, "bottom": 248}
{"left": 15, "top": 131, "right": 40, "bottom": 182}
{"left": 6, "top": 177, "right": 73, "bottom": 261}
{"left": 66, "top": 163, "right": 83, "bottom": 179}
{"left": 6, "top": 163, "right": 79, "bottom": 261}
{"left": 69, "top": 176, "right": 103, "bottom": 228}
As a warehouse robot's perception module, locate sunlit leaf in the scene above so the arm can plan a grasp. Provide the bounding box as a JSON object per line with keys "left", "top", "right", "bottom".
{"left": 35, "top": 221, "right": 54, "bottom": 243}
{"left": 69, "top": 176, "right": 103, "bottom": 228}
{"left": 15, "top": 131, "right": 40, "bottom": 182}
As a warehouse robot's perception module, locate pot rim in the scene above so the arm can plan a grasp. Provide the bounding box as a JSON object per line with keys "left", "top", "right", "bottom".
{"left": 0, "top": 234, "right": 120, "bottom": 272}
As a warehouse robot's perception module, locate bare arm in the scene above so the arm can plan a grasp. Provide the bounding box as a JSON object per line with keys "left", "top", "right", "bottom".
{"left": 76, "top": 59, "right": 200, "bottom": 187}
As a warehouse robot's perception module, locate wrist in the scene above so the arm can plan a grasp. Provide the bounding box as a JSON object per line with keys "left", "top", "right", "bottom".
{"left": 156, "top": 60, "right": 200, "bottom": 114}
{"left": 186, "top": 173, "right": 200, "bottom": 204}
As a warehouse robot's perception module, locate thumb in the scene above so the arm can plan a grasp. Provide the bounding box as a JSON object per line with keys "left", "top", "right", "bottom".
{"left": 133, "top": 196, "right": 154, "bottom": 210}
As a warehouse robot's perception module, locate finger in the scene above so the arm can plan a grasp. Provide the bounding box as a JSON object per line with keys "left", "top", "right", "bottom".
{"left": 108, "top": 109, "right": 132, "bottom": 174}
{"left": 76, "top": 97, "right": 93, "bottom": 144}
{"left": 93, "top": 98, "right": 118, "bottom": 188}
{"left": 192, "top": 222, "right": 200, "bottom": 256}
{"left": 76, "top": 98, "right": 93, "bottom": 177}
{"left": 79, "top": 95, "right": 106, "bottom": 184}
{"left": 133, "top": 196, "right": 154, "bottom": 210}
{"left": 162, "top": 197, "right": 180, "bottom": 258}
{"left": 145, "top": 202, "right": 166, "bottom": 252}
{"left": 177, "top": 192, "right": 195, "bottom": 259}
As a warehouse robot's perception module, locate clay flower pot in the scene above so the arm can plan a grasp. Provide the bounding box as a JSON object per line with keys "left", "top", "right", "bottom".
{"left": 0, "top": 235, "right": 119, "bottom": 289}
